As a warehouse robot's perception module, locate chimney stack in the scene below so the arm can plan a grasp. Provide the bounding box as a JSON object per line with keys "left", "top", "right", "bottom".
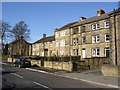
{"left": 79, "top": 17, "right": 86, "bottom": 21}
{"left": 43, "top": 34, "right": 46, "bottom": 38}
{"left": 97, "top": 9, "right": 105, "bottom": 16}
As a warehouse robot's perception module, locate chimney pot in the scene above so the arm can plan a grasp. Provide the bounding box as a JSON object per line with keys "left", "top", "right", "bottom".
{"left": 43, "top": 34, "right": 46, "bottom": 38}
{"left": 97, "top": 9, "right": 105, "bottom": 16}
{"left": 79, "top": 17, "right": 86, "bottom": 21}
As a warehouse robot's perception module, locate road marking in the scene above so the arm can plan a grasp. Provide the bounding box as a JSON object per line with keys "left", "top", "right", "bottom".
{"left": 2, "top": 69, "right": 5, "bottom": 71}
{"left": 0, "top": 68, "right": 5, "bottom": 71}
{"left": 33, "top": 81, "right": 53, "bottom": 90}
{"left": 25, "top": 68, "right": 49, "bottom": 74}
{"left": 11, "top": 73, "right": 24, "bottom": 79}
{"left": 1, "top": 63, "right": 7, "bottom": 65}
{"left": 26, "top": 68, "right": 119, "bottom": 88}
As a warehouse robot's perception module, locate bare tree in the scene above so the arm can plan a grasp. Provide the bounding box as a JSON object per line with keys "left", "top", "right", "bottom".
{"left": 0, "top": 21, "right": 11, "bottom": 48}
{"left": 11, "top": 21, "right": 30, "bottom": 41}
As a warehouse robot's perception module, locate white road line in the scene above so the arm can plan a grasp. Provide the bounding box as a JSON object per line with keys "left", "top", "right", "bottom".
{"left": 33, "top": 81, "right": 53, "bottom": 90}
{"left": 11, "top": 73, "right": 24, "bottom": 79}
{"left": 26, "top": 68, "right": 119, "bottom": 88}
{"left": 1, "top": 63, "right": 7, "bottom": 65}
{"left": 2, "top": 69, "right": 5, "bottom": 71}
{"left": 25, "top": 68, "right": 49, "bottom": 74}
{"left": 0, "top": 68, "right": 5, "bottom": 71}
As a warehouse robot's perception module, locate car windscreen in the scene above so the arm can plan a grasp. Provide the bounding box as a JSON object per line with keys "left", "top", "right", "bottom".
{"left": 22, "top": 59, "right": 29, "bottom": 61}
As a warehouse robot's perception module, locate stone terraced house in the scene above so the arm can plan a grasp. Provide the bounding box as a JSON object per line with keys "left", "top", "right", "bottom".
{"left": 9, "top": 8, "right": 119, "bottom": 65}
{"left": 54, "top": 8, "right": 120, "bottom": 65}
{"left": 32, "top": 34, "right": 55, "bottom": 57}
{"left": 55, "top": 9, "right": 110, "bottom": 58}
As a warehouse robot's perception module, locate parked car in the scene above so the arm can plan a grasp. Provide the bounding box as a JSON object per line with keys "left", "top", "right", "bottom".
{"left": 13, "top": 58, "right": 31, "bottom": 68}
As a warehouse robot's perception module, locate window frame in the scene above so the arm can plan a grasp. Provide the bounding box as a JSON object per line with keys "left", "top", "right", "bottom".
{"left": 82, "top": 37, "right": 86, "bottom": 44}
{"left": 105, "top": 47, "right": 110, "bottom": 57}
{"left": 56, "top": 40, "right": 59, "bottom": 47}
{"left": 105, "top": 34, "right": 110, "bottom": 42}
{"left": 104, "top": 21, "right": 110, "bottom": 28}
{"left": 73, "top": 27, "right": 79, "bottom": 34}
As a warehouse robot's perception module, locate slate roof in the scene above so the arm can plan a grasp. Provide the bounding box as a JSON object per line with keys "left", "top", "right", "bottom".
{"left": 33, "top": 35, "right": 55, "bottom": 44}
{"left": 9, "top": 37, "right": 30, "bottom": 45}
{"left": 70, "top": 8, "right": 120, "bottom": 27}
{"left": 55, "top": 22, "right": 78, "bottom": 31}
{"left": 70, "top": 12, "right": 112, "bottom": 27}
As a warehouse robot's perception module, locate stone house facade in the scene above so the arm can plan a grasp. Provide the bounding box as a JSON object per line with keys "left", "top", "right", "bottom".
{"left": 31, "top": 34, "right": 55, "bottom": 57}
{"left": 69, "top": 9, "right": 111, "bottom": 59}
{"left": 8, "top": 8, "right": 119, "bottom": 66}
{"left": 8, "top": 37, "right": 30, "bottom": 57}
{"left": 109, "top": 8, "right": 120, "bottom": 65}
{"left": 55, "top": 9, "right": 111, "bottom": 59}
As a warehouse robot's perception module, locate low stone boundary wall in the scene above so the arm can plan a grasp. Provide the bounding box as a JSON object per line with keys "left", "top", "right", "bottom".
{"left": 44, "top": 61, "right": 73, "bottom": 71}
{"left": 8, "top": 58, "right": 13, "bottom": 62}
{"left": 8, "top": 58, "right": 16, "bottom": 63}
{"left": 7, "top": 57, "right": 110, "bottom": 72}
{"left": 30, "top": 60, "right": 41, "bottom": 67}
{"left": 101, "top": 64, "right": 120, "bottom": 77}
{"left": 81, "top": 57, "right": 110, "bottom": 69}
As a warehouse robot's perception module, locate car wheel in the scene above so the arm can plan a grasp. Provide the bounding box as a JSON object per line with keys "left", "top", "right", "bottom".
{"left": 18, "top": 65, "right": 22, "bottom": 68}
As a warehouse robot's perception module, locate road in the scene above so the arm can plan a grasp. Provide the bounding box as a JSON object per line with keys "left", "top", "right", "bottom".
{"left": 1, "top": 63, "right": 116, "bottom": 89}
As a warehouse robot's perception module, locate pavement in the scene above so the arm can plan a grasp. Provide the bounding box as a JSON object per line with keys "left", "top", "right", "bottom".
{"left": 2, "top": 62, "right": 120, "bottom": 88}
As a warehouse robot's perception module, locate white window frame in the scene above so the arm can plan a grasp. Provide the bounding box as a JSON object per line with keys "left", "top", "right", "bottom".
{"left": 92, "top": 36, "right": 96, "bottom": 43}
{"left": 92, "top": 23, "right": 100, "bottom": 30}
{"left": 50, "top": 42, "right": 52, "bottom": 47}
{"left": 73, "top": 49, "right": 78, "bottom": 56}
{"left": 92, "top": 48, "right": 100, "bottom": 57}
{"left": 92, "top": 35, "right": 100, "bottom": 43}
{"left": 96, "top": 35, "right": 100, "bottom": 43}
{"left": 96, "top": 24, "right": 100, "bottom": 30}
{"left": 42, "top": 43, "right": 44, "bottom": 48}
{"left": 60, "top": 49, "right": 64, "bottom": 56}
{"left": 55, "top": 32, "right": 59, "bottom": 37}
{"left": 92, "top": 49, "right": 96, "bottom": 57}
{"left": 105, "top": 34, "right": 110, "bottom": 42}
{"left": 73, "top": 38, "right": 78, "bottom": 45}
{"left": 82, "top": 37, "right": 86, "bottom": 44}
{"left": 60, "top": 40, "right": 65, "bottom": 46}
{"left": 104, "top": 21, "right": 110, "bottom": 28}
{"left": 56, "top": 40, "right": 59, "bottom": 47}
{"left": 96, "top": 48, "right": 100, "bottom": 57}
{"left": 92, "top": 24, "right": 96, "bottom": 30}
{"left": 60, "top": 31, "right": 65, "bottom": 37}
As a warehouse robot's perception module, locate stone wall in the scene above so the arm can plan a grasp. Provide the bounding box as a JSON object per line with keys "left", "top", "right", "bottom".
{"left": 77, "top": 57, "right": 110, "bottom": 69}
{"left": 30, "top": 60, "right": 41, "bottom": 67}
{"left": 101, "top": 64, "right": 120, "bottom": 77}
{"left": 8, "top": 57, "right": 110, "bottom": 72}
{"left": 44, "top": 61, "right": 73, "bottom": 71}
{"left": 7, "top": 58, "right": 13, "bottom": 62}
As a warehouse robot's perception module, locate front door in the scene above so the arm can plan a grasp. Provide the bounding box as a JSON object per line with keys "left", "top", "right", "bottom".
{"left": 82, "top": 49, "right": 86, "bottom": 58}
